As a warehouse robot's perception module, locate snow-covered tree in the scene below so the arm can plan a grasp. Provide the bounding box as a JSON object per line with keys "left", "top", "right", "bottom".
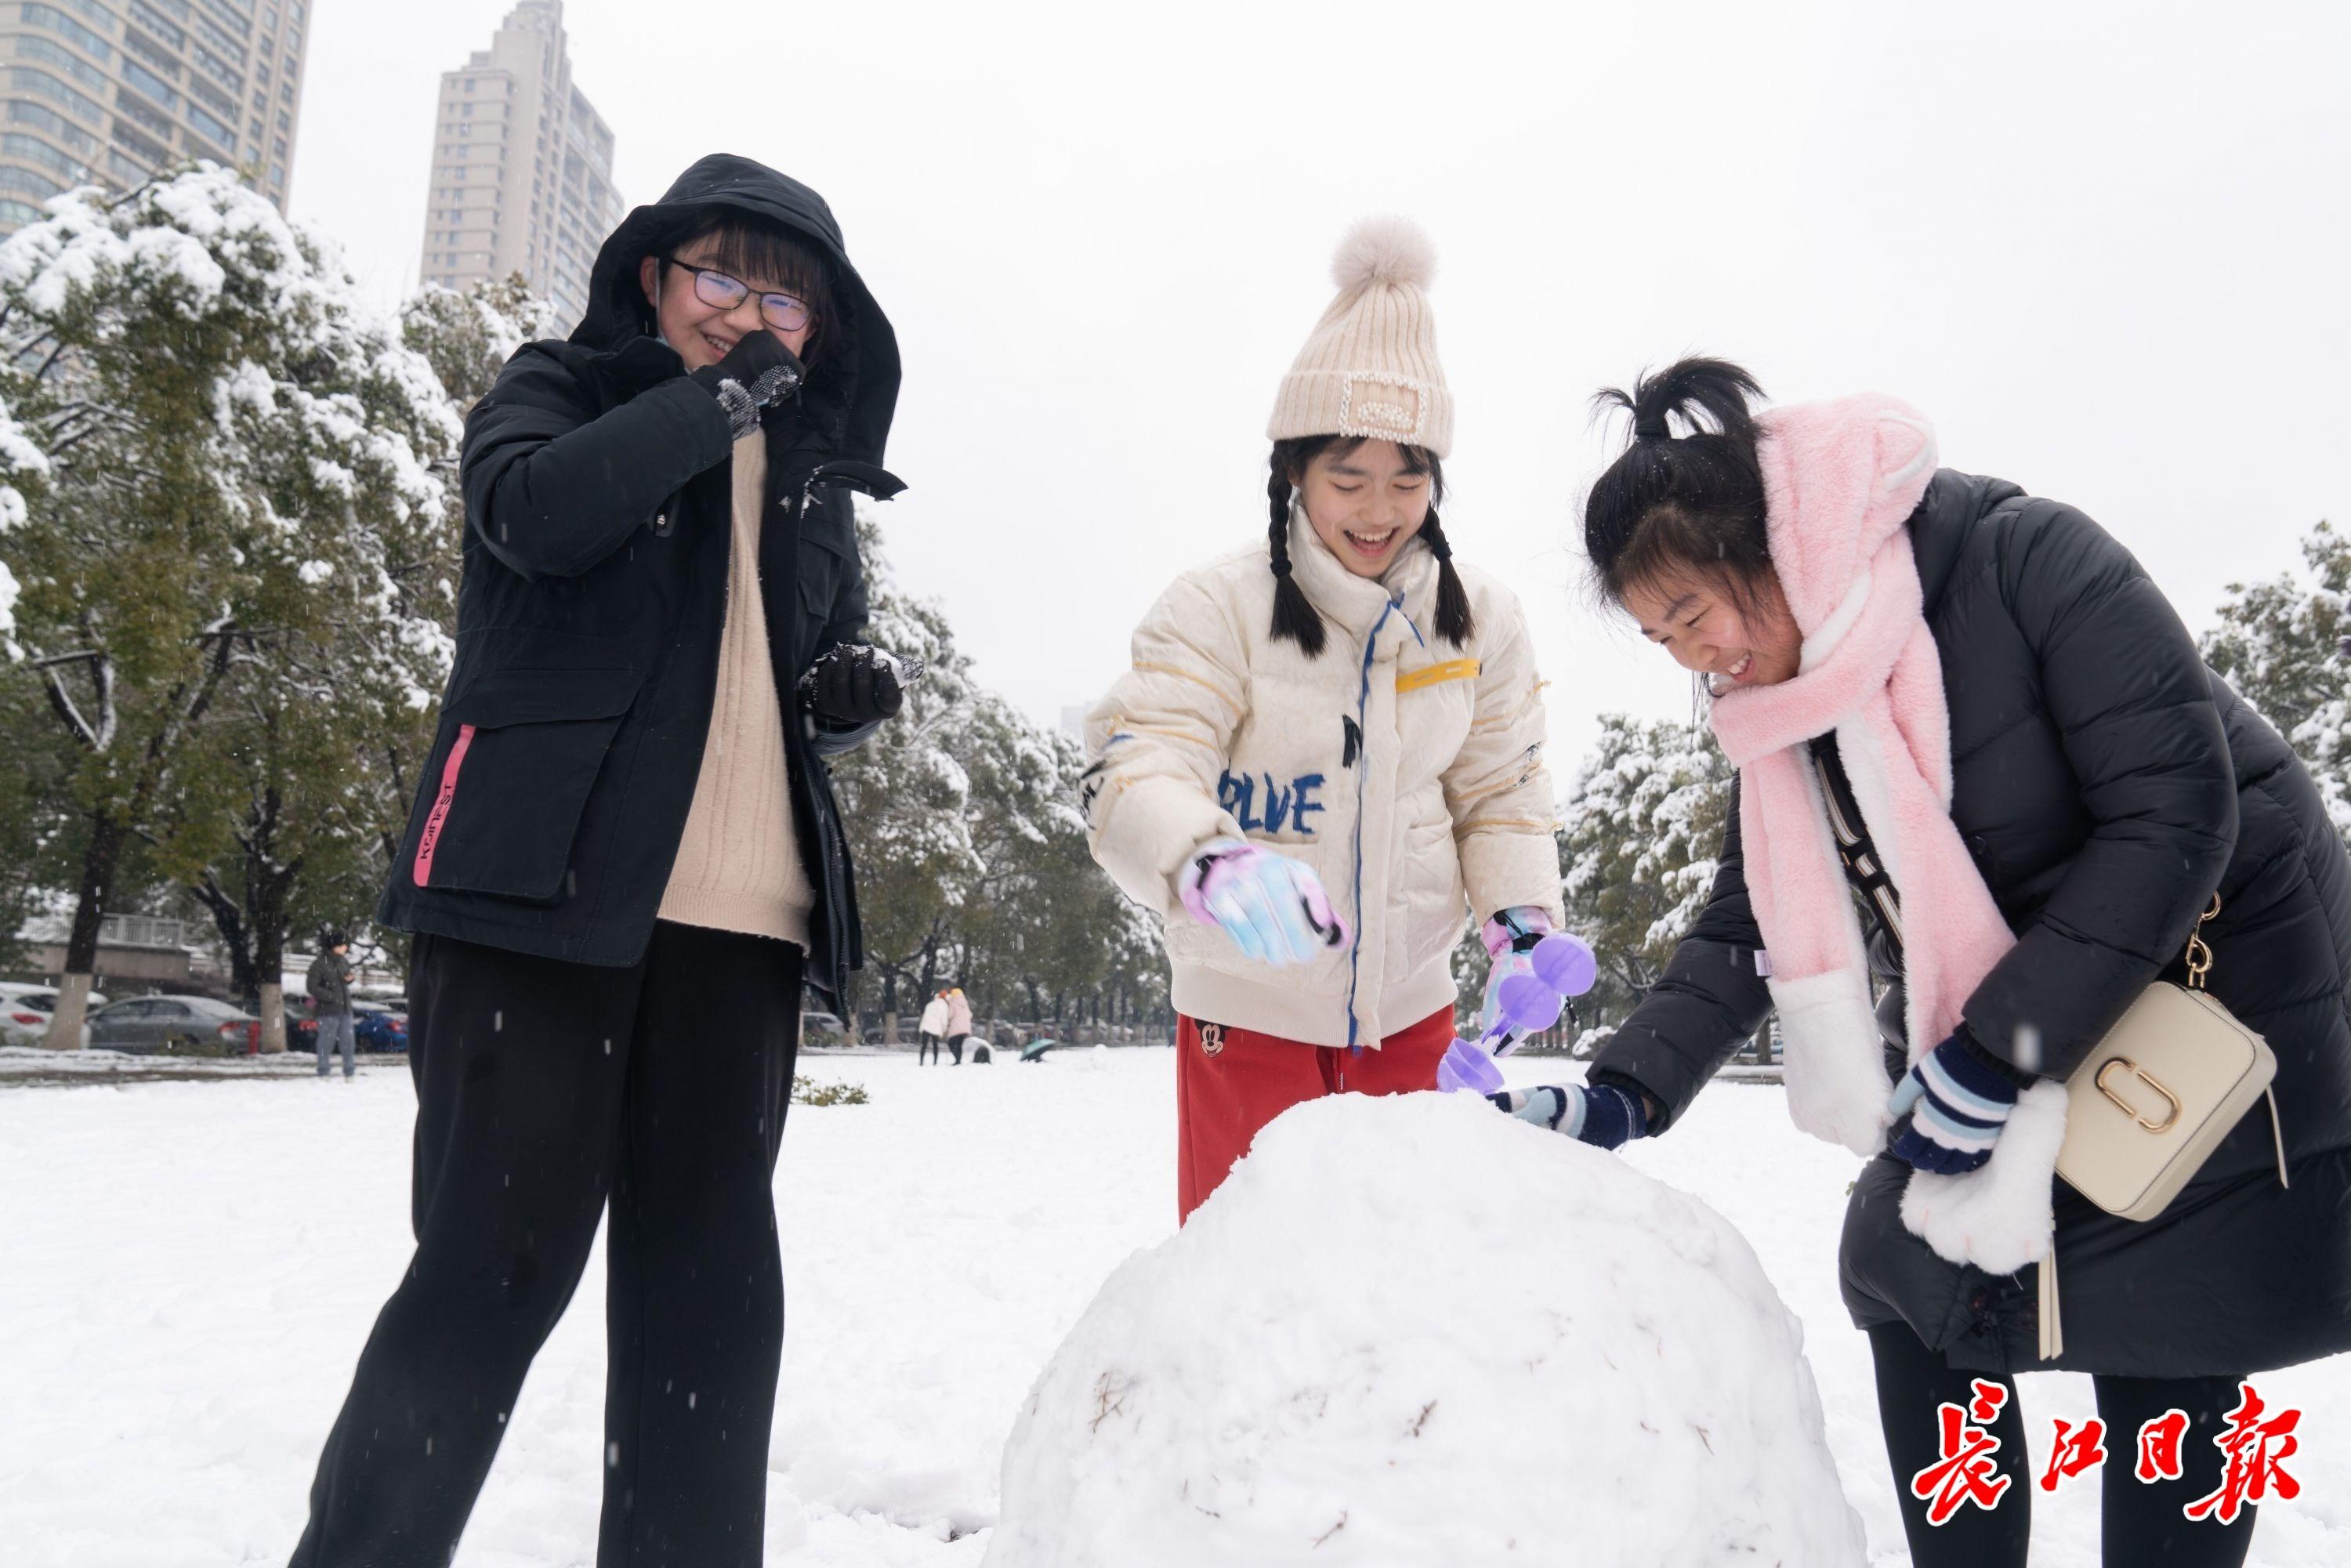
{"left": 828, "top": 507, "right": 985, "bottom": 1031}
{"left": 2202, "top": 520, "right": 2351, "bottom": 838}
{"left": 831, "top": 506, "right": 1166, "bottom": 1039}
{"left": 1559, "top": 713, "right": 1735, "bottom": 1052}
{"left": 0, "top": 168, "right": 458, "bottom": 1046}
{"left": 401, "top": 273, "right": 557, "bottom": 413}
{"left": 951, "top": 702, "right": 1124, "bottom": 1028}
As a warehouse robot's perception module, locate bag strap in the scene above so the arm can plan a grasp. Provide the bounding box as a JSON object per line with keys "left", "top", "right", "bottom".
{"left": 2188, "top": 892, "right": 2292, "bottom": 1193}
{"left": 2038, "top": 1245, "right": 2063, "bottom": 1361}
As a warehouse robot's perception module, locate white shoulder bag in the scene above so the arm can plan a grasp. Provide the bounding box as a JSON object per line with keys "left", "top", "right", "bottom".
{"left": 2039, "top": 896, "right": 2290, "bottom": 1358}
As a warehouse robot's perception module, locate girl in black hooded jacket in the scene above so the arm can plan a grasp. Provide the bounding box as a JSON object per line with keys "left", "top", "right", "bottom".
{"left": 289, "top": 154, "right": 907, "bottom": 1568}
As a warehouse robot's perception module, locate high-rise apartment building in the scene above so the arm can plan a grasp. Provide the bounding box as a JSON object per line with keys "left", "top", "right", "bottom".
{"left": 0, "top": 0, "right": 310, "bottom": 232}
{"left": 418, "top": 0, "right": 620, "bottom": 335}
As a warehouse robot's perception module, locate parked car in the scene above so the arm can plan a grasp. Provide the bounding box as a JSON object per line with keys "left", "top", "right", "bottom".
{"left": 802, "top": 1010, "right": 846, "bottom": 1045}
{"left": 0, "top": 982, "right": 106, "bottom": 1048}
{"left": 87, "top": 994, "right": 260, "bottom": 1055}
{"left": 280, "top": 997, "right": 407, "bottom": 1053}
{"left": 281, "top": 999, "right": 321, "bottom": 1052}
{"left": 351, "top": 998, "right": 408, "bottom": 1052}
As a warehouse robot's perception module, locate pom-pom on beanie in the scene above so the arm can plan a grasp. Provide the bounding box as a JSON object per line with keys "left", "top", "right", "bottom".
{"left": 1267, "top": 215, "right": 1453, "bottom": 458}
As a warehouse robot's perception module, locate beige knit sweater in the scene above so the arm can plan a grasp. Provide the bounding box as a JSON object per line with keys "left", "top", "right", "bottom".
{"left": 657, "top": 432, "right": 815, "bottom": 947}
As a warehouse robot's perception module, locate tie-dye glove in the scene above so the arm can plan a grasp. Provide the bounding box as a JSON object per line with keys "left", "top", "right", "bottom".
{"left": 1887, "top": 1030, "right": 2023, "bottom": 1175}
{"left": 1177, "top": 838, "right": 1349, "bottom": 968}
{"left": 1487, "top": 1083, "right": 1650, "bottom": 1150}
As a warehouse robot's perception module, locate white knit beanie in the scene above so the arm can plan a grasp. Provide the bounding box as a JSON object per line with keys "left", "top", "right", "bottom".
{"left": 1267, "top": 216, "right": 1452, "bottom": 458}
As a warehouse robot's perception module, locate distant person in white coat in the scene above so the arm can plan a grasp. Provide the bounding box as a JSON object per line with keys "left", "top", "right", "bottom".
{"left": 916, "top": 990, "right": 950, "bottom": 1065}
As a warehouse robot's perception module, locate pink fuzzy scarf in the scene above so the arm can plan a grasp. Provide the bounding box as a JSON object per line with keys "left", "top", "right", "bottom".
{"left": 1708, "top": 394, "right": 2067, "bottom": 1275}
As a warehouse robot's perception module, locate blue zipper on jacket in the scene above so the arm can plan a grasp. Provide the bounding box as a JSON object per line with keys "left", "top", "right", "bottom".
{"left": 1342, "top": 591, "right": 1427, "bottom": 1050}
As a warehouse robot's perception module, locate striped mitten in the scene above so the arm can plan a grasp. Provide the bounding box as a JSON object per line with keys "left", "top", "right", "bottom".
{"left": 1487, "top": 1084, "right": 1649, "bottom": 1150}
{"left": 1887, "top": 1030, "right": 2023, "bottom": 1175}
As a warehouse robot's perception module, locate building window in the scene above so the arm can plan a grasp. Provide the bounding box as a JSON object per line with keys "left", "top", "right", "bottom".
{"left": 23, "top": 5, "right": 118, "bottom": 60}
{"left": 122, "top": 29, "right": 183, "bottom": 79}
{"left": 191, "top": 45, "right": 241, "bottom": 91}
{"left": 0, "top": 164, "right": 65, "bottom": 201}
{"left": 188, "top": 73, "right": 234, "bottom": 119}
{"left": 111, "top": 121, "right": 168, "bottom": 164}
{"left": 114, "top": 89, "right": 176, "bottom": 138}
{"left": 15, "top": 36, "right": 112, "bottom": 93}
{"left": 183, "top": 123, "right": 228, "bottom": 163}
{"left": 190, "top": 103, "right": 234, "bottom": 147}
{"left": 197, "top": 0, "right": 252, "bottom": 39}
{"left": 2, "top": 130, "right": 87, "bottom": 179}
{"left": 130, "top": 2, "right": 186, "bottom": 49}
{"left": 196, "top": 13, "right": 241, "bottom": 60}
{"left": 6, "top": 99, "right": 97, "bottom": 156}
{"left": 121, "top": 60, "right": 181, "bottom": 112}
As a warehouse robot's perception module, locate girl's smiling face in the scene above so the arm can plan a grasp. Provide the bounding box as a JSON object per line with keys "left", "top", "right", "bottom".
{"left": 637, "top": 238, "right": 816, "bottom": 373}
{"left": 1621, "top": 568, "right": 1803, "bottom": 693}
{"left": 1295, "top": 439, "right": 1432, "bottom": 577}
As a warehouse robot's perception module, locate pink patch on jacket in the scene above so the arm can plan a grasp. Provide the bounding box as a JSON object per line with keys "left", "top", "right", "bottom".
{"left": 412, "top": 723, "right": 476, "bottom": 888}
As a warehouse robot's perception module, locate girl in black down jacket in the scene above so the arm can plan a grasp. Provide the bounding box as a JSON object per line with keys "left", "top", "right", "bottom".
{"left": 1512, "top": 359, "right": 2351, "bottom": 1566}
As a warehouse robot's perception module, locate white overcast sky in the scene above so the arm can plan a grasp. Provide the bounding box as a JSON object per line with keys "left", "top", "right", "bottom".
{"left": 294, "top": 0, "right": 2351, "bottom": 766}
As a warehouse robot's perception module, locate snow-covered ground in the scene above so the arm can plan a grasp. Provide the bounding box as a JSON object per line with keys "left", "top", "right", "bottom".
{"left": 2, "top": 1048, "right": 2345, "bottom": 1565}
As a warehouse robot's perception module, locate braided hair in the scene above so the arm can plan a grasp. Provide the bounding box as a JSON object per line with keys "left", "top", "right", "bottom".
{"left": 1266, "top": 436, "right": 1476, "bottom": 657}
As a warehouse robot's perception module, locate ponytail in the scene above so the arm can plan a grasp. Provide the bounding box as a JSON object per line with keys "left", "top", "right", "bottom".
{"left": 1584, "top": 357, "right": 1772, "bottom": 614}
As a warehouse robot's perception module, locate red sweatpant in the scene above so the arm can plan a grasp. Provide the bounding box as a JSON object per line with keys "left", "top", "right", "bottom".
{"left": 1175, "top": 1005, "right": 1455, "bottom": 1222}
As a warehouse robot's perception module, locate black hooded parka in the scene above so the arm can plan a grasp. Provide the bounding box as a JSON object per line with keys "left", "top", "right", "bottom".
{"left": 375, "top": 155, "right": 904, "bottom": 1012}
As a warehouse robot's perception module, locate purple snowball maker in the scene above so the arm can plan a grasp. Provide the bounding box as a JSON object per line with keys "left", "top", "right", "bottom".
{"left": 1530, "top": 932, "right": 1597, "bottom": 999}
{"left": 1497, "top": 970, "right": 1566, "bottom": 1032}
{"left": 1436, "top": 1037, "right": 1507, "bottom": 1095}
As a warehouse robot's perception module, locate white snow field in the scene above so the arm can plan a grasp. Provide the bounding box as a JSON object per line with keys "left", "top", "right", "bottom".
{"left": 2, "top": 1048, "right": 2346, "bottom": 1566}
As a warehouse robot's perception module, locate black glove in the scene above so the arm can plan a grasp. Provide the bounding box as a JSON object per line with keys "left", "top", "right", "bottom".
{"left": 688, "top": 331, "right": 804, "bottom": 439}
{"left": 799, "top": 645, "right": 922, "bottom": 724}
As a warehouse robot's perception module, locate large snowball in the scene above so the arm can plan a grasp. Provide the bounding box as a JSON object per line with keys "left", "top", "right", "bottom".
{"left": 987, "top": 1092, "right": 1864, "bottom": 1566}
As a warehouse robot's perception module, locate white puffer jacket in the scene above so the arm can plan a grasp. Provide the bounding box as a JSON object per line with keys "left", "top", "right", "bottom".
{"left": 1084, "top": 513, "right": 1563, "bottom": 1048}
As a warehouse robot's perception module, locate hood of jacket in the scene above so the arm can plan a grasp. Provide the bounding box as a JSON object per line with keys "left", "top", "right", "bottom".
{"left": 571, "top": 153, "right": 901, "bottom": 468}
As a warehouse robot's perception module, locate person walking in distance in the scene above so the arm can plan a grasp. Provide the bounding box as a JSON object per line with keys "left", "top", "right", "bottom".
{"left": 307, "top": 930, "right": 357, "bottom": 1080}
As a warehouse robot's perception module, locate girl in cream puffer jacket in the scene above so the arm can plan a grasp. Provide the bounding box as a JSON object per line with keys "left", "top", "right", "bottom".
{"left": 1082, "top": 219, "right": 1563, "bottom": 1219}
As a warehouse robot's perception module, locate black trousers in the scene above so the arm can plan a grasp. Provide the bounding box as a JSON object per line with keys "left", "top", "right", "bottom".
{"left": 290, "top": 922, "right": 802, "bottom": 1568}
{"left": 917, "top": 1031, "right": 939, "bottom": 1064}
{"left": 948, "top": 1032, "right": 965, "bottom": 1065}
{"left": 1867, "top": 1323, "right": 2259, "bottom": 1566}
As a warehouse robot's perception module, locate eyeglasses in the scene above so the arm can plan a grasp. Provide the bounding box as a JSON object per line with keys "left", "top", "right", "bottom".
{"left": 661, "top": 257, "right": 813, "bottom": 333}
